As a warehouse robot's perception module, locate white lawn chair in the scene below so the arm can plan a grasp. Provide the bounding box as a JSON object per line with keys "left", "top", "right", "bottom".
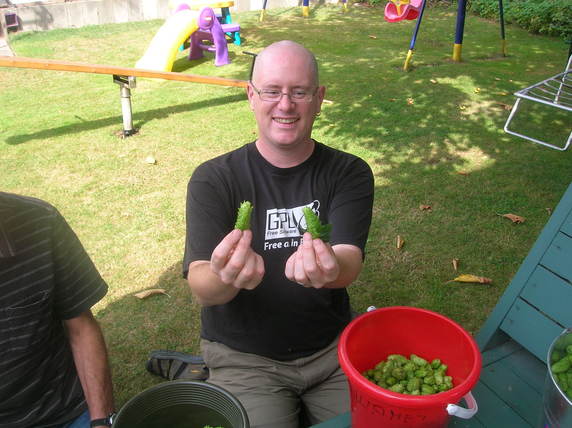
{"left": 504, "top": 54, "right": 572, "bottom": 151}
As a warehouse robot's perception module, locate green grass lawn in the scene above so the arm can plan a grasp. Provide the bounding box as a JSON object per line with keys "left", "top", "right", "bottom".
{"left": 2, "top": 3, "right": 571, "bottom": 407}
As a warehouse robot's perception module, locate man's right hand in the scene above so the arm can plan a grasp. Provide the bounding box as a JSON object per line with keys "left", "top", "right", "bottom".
{"left": 210, "top": 229, "right": 265, "bottom": 290}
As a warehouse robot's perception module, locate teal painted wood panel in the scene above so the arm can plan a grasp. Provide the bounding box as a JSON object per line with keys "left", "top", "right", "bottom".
{"left": 460, "top": 381, "right": 531, "bottom": 427}
{"left": 479, "top": 358, "right": 543, "bottom": 425}
{"left": 310, "top": 412, "right": 351, "bottom": 428}
{"left": 312, "top": 409, "right": 489, "bottom": 427}
{"left": 476, "top": 186, "right": 572, "bottom": 352}
{"left": 540, "top": 232, "right": 572, "bottom": 282}
{"left": 448, "top": 410, "right": 486, "bottom": 427}
{"left": 560, "top": 209, "right": 572, "bottom": 237}
{"left": 498, "top": 348, "right": 546, "bottom": 392}
{"left": 481, "top": 339, "right": 521, "bottom": 366}
{"left": 520, "top": 265, "right": 572, "bottom": 328}
{"left": 500, "top": 298, "right": 565, "bottom": 361}
{"left": 460, "top": 184, "right": 572, "bottom": 427}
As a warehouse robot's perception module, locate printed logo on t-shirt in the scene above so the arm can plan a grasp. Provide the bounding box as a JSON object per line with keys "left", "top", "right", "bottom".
{"left": 264, "top": 200, "right": 320, "bottom": 244}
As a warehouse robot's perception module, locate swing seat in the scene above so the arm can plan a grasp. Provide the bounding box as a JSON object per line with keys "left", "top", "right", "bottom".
{"left": 384, "top": 0, "right": 422, "bottom": 23}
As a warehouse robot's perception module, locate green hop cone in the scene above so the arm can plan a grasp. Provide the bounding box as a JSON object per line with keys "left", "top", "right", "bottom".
{"left": 235, "top": 201, "right": 253, "bottom": 231}
{"left": 302, "top": 207, "right": 332, "bottom": 242}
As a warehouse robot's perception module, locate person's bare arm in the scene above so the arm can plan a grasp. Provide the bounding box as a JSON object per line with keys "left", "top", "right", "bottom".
{"left": 65, "top": 310, "right": 114, "bottom": 427}
{"left": 187, "top": 229, "right": 265, "bottom": 306}
{"left": 285, "top": 233, "right": 363, "bottom": 289}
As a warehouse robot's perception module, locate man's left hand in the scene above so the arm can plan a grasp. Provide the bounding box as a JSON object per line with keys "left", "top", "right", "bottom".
{"left": 285, "top": 232, "right": 340, "bottom": 288}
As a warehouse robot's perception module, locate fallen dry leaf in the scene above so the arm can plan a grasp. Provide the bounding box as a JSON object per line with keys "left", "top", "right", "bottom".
{"left": 389, "top": 98, "right": 397, "bottom": 102}
{"left": 474, "top": 87, "right": 481, "bottom": 94}
{"left": 457, "top": 171, "right": 470, "bottom": 176}
{"left": 546, "top": 207, "right": 553, "bottom": 215}
{"left": 396, "top": 235, "right": 404, "bottom": 249}
{"left": 134, "top": 289, "right": 170, "bottom": 299}
{"left": 448, "top": 274, "right": 492, "bottom": 284}
{"left": 430, "top": 79, "right": 437, "bottom": 84}
{"left": 497, "top": 213, "right": 525, "bottom": 224}
{"left": 419, "top": 204, "right": 432, "bottom": 211}
{"left": 368, "top": 35, "right": 377, "bottom": 39}
{"left": 407, "top": 98, "right": 415, "bottom": 105}
{"left": 452, "top": 258, "right": 459, "bottom": 271}
{"left": 494, "top": 102, "right": 513, "bottom": 111}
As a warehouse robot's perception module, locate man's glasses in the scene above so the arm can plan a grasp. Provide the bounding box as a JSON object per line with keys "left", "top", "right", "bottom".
{"left": 249, "top": 82, "right": 318, "bottom": 103}
{"left": 243, "top": 51, "right": 318, "bottom": 104}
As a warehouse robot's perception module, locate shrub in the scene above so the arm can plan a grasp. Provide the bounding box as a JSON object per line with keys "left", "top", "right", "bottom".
{"left": 469, "top": 0, "right": 572, "bottom": 39}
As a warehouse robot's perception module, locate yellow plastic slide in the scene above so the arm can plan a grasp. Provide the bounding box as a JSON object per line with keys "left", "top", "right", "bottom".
{"left": 136, "top": 9, "right": 199, "bottom": 72}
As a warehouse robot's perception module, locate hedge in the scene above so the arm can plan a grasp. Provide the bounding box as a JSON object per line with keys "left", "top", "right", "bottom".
{"left": 469, "top": 0, "right": 571, "bottom": 40}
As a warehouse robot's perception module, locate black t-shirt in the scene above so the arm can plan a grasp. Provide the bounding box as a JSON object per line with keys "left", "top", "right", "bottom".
{"left": 183, "top": 141, "right": 374, "bottom": 360}
{"left": 0, "top": 193, "right": 108, "bottom": 428}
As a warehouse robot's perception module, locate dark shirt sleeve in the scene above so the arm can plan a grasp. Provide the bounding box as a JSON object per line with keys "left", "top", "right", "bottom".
{"left": 50, "top": 209, "right": 108, "bottom": 320}
{"left": 0, "top": 195, "right": 108, "bottom": 427}
{"left": 182, "top": 164, "right": 235, "bottom": 278}
{"left": 328, "top": 157, "right": 374, "bottom": 258}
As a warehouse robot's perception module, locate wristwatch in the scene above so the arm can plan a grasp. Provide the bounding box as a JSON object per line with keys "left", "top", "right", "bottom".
{"left": 90, "top": 412, "right": 116, "bottom": 427}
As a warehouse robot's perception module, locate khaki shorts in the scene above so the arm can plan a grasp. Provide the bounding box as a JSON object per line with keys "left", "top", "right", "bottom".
{"left": 201, "top": 336, "right": 350, "bottom": 428}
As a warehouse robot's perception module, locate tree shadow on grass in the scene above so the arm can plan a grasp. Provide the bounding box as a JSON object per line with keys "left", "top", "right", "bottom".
{"left": 318, "top": 52, "right": 572, "bottom": 330}
{"left": 278, "top": 7, "right": 572, "bottom": 332}
{"left": 97, "top": 260, "right": 202, "bottom": 408}
{"left": 4, "top": 93, "right": 246, "bottom": 145}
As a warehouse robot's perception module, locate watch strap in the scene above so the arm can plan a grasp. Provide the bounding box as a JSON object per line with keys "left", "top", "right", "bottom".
{"left": 90, "top": 418, "right": 111, "bottom": 427}
{"left": 90, "top": 412, "right": 115, "bottom": 427}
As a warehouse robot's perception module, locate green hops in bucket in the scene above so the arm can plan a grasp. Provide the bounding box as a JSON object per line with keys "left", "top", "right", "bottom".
{"left": 362, "top": 354, "right": 454, "bottom": 395}
{"left": 550, "top": 342, "right": 572, "bottom": 400}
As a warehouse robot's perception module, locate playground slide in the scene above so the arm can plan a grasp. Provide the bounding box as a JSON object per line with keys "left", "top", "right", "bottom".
{"left": 136, "top": 9, "right": 200, "bottom": 72}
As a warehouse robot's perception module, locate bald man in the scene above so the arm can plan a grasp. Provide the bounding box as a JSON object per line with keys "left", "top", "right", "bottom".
{"left": 182, "top": 40, "right": 374, "bottom": 427}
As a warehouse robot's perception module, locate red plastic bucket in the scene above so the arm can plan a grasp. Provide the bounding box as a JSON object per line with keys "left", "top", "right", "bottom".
{"left": 338, "top": 306, "right": 482, "bottom": 428}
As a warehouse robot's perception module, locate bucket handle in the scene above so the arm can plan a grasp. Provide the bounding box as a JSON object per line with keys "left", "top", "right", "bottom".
{"left": 446, "top": 392, "right": 478, "bottom": 419}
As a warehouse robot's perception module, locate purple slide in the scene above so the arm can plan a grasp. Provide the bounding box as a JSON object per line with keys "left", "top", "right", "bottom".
{"left": 189, "top": 7, "right": 229, "bottom": 66}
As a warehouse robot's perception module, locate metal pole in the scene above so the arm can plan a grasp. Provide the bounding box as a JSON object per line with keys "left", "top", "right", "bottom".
{"left": 403, "top": 0, "right": 427, "bottom": 71}
{"left": 244, "top": 51, "right": 257, "bottom": 81}
{"left": 453, "top": 0, "right": 467, "bottom": 62}
{"left": 302, "top": 0, "right": 310, "bottom": 17}
{"left": 113, "top": 75, "right": 137, "bottom": 137}
{"left": 260, "top": 0, "right": 268, "bottom": 21}
{"left": 498, "top": 0, "right": 506, "bottom": 56}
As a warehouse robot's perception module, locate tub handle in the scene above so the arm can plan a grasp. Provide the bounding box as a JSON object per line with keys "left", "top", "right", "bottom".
{"left": 447, "top": 392, "right": 478, "bottom": 419}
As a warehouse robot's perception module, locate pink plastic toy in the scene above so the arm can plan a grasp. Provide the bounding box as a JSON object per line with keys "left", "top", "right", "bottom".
{"left": 384, "top": 0, "right": 423, "bottom": 22}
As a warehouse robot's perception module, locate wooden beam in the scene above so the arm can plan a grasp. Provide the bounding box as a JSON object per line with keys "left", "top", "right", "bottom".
{"left": 0, "top": 55, "right": 248, "bottom": 88}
